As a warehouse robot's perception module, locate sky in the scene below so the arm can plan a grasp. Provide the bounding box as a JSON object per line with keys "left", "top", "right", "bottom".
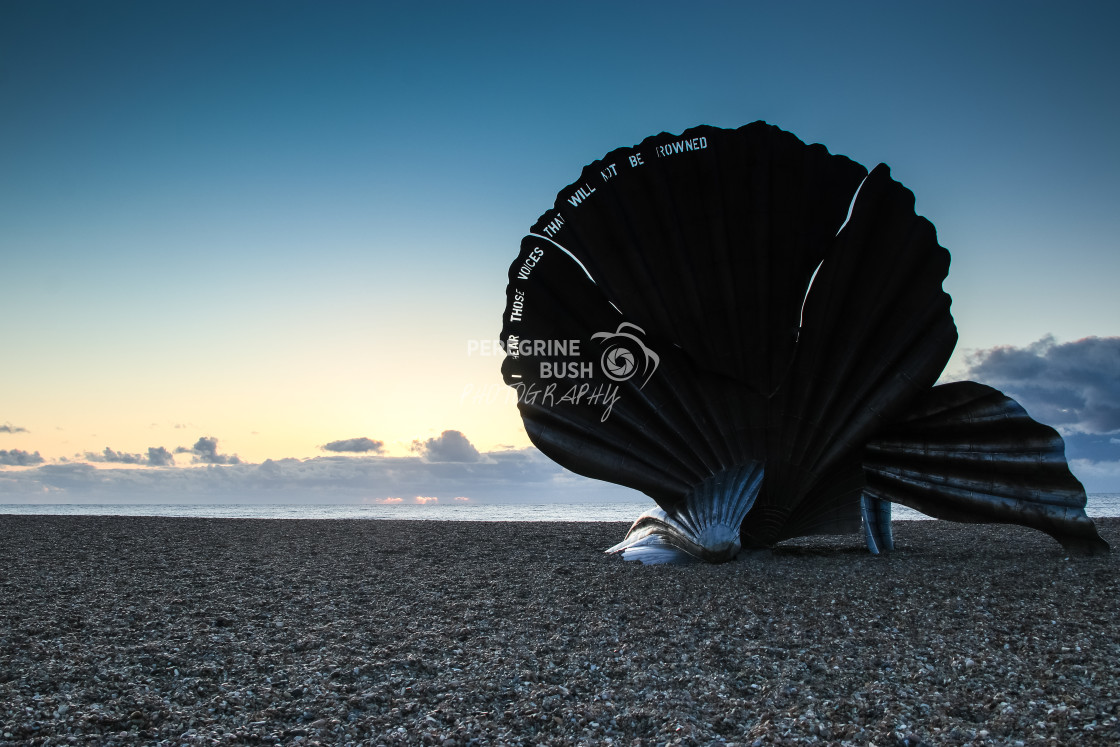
{"left": 2, "top": 0, "right": 1119, "bottom": 502}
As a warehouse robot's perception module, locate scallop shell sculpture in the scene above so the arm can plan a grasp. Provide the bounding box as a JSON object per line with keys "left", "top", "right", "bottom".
{"left": 501, "top": 122, "right": 1108, "bottom": 563}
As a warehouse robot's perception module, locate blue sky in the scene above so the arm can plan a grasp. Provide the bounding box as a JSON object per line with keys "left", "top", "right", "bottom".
{"left": 2, "top": 0, "right": 1118, "bottom": 500}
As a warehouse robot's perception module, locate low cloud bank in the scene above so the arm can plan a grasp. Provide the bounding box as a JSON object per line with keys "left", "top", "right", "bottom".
{"left": 0, "top": 449, "right": 44, "bottom": 466}
{"left": 963, "top": 335, "right": 1120, "bottom": 434}
{"left": 85, "top": 446, "right": 176, "bottom": 467}
{"left": 962, "top": 336, "right": 1120, "bottom": 491}
{"left": 0, "top": 442, "right": 642, "bottom": 504}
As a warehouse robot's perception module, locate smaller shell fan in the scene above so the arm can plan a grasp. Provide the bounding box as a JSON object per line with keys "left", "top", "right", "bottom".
{"left": 864, "top": 381, "right": 1108, "bottom": 555}
{"left": 501, "top": 122, "right": 1108, "bottom": 562}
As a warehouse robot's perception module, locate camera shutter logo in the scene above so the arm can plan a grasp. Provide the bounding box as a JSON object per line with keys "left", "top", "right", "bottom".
{"left": 591, "top": 323, "right": 660, "bottom": 388}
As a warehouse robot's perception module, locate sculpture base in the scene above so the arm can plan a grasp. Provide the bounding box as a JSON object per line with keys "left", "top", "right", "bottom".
{"left": 606, "top": 463, "right": 764, "bottom": 564}
{"left": 861, "top": 494, "right": 894, "bottom": 554}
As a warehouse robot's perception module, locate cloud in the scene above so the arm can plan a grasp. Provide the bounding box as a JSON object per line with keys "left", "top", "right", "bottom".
{"left": 0, "top": 445, "right": 648, "bottom": 505}
{"left": 82, "top": 446, "right": 176, "bottom": 467}
{"left": 1, "top": 423, "right": 28, "bottom": 434}
{"left": 410, "top": 430, "right": 481, "bottom": 462}
{"left": 147, "top": 446, "right": 176, "bottom": 467}
{"left": 959, "top": 336, "right": 1120, "bottom": 491}
{"left": 1061, "top": 433, "right": 1120, "bottom": 463}
{"left": 0, "top": 449, "right": 44, "bottom": 466}
{"left": 962, "top": 336, "right": 1120, "bottom": 436}
{"left": 1059, "top": 434, "right": 1120, "bottom": 493}
{"left": 85, "top": 447, "right": 147, "bottom": 465}
{"left": 414, "top": 495, "right": 438, "bottom": 504}
{"left": 1069, "top": 459, "right": 1120, "bottom": 495}
{"left": 175, "top": 436, "right": 241, "bottom": 465}
{"left": 321, "top": 437, "right": 385, "bottom": 454}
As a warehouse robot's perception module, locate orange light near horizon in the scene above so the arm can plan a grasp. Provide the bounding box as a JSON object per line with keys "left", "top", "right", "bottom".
{"left": 453, "top": 496, "right": 470, "bottom": 502}
{"left": 414, "top": 495, "right": 438, "bottom": 504}
{"left": 369, "top": 497, "right": 403, "bottom": 504}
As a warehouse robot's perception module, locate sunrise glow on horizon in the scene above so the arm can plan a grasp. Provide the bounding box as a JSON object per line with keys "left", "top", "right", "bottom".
{"left": 3, "top": 1, "right": 1119, "bottom": 498}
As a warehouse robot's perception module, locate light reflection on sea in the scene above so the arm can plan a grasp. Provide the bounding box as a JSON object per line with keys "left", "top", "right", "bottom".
{"left": 1, "top": 495, "right": 1118, "bottom": 521}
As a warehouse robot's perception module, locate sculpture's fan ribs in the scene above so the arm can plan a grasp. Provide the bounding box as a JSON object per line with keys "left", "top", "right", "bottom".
{"left": 865, "top": 381, "right": 1108, "bottom": 555}
{"left": 501, "top": 121, "right": 1108, "bottom": 562}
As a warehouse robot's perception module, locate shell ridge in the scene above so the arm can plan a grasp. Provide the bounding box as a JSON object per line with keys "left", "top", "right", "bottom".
{"left": 524, "top": 232, "right": 598, "bottom": 286}
{"left": 524, "top": 415, "right": 695, "bottom": 498}
{"left": 522, "top": 409, "right": 697, "bottom": 499}
{"left": 606, "top": 364, "right": 745, "bottom": 483}
{"left": 776, "top": 165, "right": 956, "bottom": 484}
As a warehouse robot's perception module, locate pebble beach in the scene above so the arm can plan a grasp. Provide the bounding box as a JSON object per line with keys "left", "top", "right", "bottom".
{"left": 1, "top": 515, "right": 1117, "bottom": 746}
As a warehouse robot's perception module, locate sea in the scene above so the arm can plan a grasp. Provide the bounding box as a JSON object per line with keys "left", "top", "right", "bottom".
{"left": 1, "top": 495, "right": 1118, "bottom": 521}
